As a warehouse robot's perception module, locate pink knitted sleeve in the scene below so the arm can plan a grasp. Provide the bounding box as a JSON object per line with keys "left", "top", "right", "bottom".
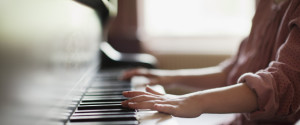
{"left": 238, "top": 20, "right": 300, "bottom": 120}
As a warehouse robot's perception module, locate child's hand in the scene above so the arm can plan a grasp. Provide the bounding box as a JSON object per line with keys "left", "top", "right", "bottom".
{"left": 122, "top": 86, "right": 204, "bottom": 118}
{"left": 121, "top": 68, "right": 176, "bottom": 87}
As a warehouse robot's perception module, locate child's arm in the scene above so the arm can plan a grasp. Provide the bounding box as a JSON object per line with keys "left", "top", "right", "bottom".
{"left": 122, "top": 83, "right": 258, "bottom": 117}
{"left": 121, "top": 66, "right": 227, "bottom": 89}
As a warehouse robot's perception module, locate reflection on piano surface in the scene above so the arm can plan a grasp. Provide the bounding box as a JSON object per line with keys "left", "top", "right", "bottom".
{"left": 0, "top": 0, "right": 176, "bottom": 125}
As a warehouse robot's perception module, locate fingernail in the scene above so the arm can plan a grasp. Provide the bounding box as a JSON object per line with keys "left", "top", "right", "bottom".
{"left": 121, "top": 101, "right": 128, "bottom": 107}
{"left": 154, "top": 104, "right": 161, "bottom": 108}
{"left": 122, "top": 91, "right": 128, "bottom": 95}
{"left": 146, "top": 85, "right": 152, "bottom": 90}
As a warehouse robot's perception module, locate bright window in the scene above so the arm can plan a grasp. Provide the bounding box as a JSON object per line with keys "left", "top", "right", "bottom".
{"left": 139, "top": 0, "right": 255, "bottom": 38}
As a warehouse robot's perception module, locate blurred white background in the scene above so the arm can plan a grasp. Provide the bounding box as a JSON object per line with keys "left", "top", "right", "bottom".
{"left": 137, "top": 0, "right": 255, "bottom": 70}
{"left": 140, "top": 0, "right": 255, "bottom": 38}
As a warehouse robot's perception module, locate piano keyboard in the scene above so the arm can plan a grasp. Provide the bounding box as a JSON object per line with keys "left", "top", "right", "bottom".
{"left": 67, "top": 71, "right": 139, "bottom": 125}
{"left": 66, "top": 70, "right": 178, "bottom": 125}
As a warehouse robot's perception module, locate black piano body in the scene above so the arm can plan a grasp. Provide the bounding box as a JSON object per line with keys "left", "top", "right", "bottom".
{"left": 0, "top": 0, "right": 175, "bottom": 125}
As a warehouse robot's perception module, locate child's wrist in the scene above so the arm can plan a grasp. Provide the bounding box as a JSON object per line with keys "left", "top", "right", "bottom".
{"left": 182, "top": 92, "right": 208, "bottom": 114}
{"left": 195, "top": 92, "right": 209, "bottom": 113}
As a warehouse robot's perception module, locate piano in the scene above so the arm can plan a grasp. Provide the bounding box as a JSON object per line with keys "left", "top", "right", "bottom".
{"left": 0, "top": 0, "right": 177, "bottom": 125}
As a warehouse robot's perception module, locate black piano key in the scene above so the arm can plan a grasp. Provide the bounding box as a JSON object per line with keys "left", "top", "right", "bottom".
{"left": 93, "top": 75, "right": 119, "bottom": 78}
{"left": 84, "top": 92, "right": 123, "bottom": 96}
{"left": 77, "top": 104, "right": 124, "bottom": 110}
{"left": 70, "top": 115, "right": 137, "bottom": 122}
{"left": 86, "top": 88, "right": 131, "bottom": 93}
{"left": 88, "top": 86, "right": 130, "bottom": 88}
{"left": 73, "top": 112, "right": 135, "bottom": 116}
{"left": 92, "top": 77, "right": 120, "bottom": 82}
{"left": 88, "top": 87, "right": 131, "bottom": 90}
{"left": 92, "top": 80, "right": 126, "bottom": 85}
{"left": 82, "top": 95, "right": 125, "bottom": 98}
{"left": 89, "top": 81, "right": 131, "bottom": 86}
{"left": 87, "top": 87, "right": 130, "bottom": 90}
{"left": 94, "top": 73, "right": 121, "bottom": 79}
{"left": 81, "top": 98, "right": 125, "bottom": 101}
{"left": 80, "top": 101, "right": 122, "bottom": 105}
{"left": 81, "top": 98, "right": 127, "bottom": 102}
{"left": 74, "top": 109, "right": 136, "bottom": 113}
{"left": 89, "top": 83, "right": 131, "bottom": 87}
{"left": 67, "top": 120, "right": 139, "bottom": 125}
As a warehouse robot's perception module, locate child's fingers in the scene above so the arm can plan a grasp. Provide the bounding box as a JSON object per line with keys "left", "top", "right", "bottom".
{"left": 122, "top": 91, "right": 151, "bottom": 97}
{"left": 121, "top": 69, "right": 140, "bottom": 80}
{"left": 145, "top": 85, "right": 163, "bottom": 95}
{"left": 126, "top": 94, "right": 159, "bottom": 103}
{"left": 127, "top": 101, "right": 156, "bottom": 109}
{"left": 154, "top": 104, "right": 177, "bottom": 115}
{"left": 121, "top": 68, "right": 154, "bottom": 80}
{"left": 123, "top": 99, "right": 170, "bottom": 109}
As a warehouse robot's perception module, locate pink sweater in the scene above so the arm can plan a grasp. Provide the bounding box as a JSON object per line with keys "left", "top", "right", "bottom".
{"left": 221, "top": 0, "right": 300, "bottom": 124}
